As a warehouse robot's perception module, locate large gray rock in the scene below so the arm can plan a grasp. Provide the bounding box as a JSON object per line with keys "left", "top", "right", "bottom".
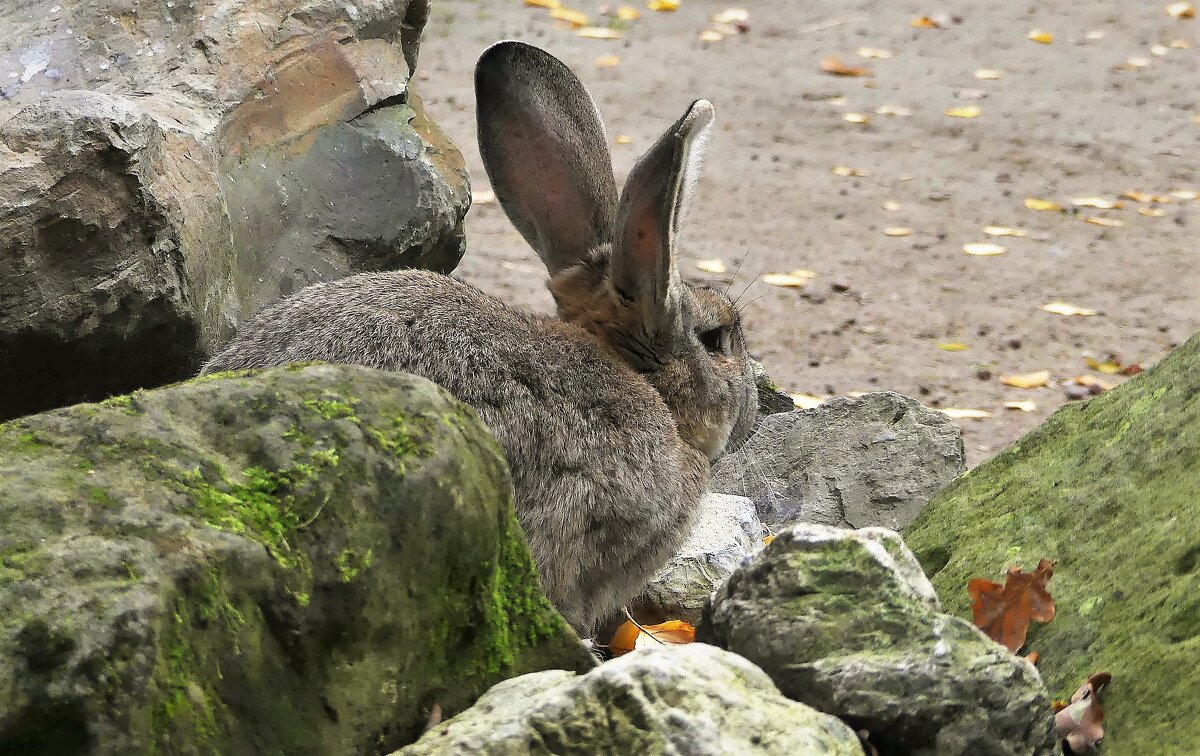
{"left": 711, "top": 392, "right": 964, "bottom": 530}
{"left": 398, "top": 644, "right": 865, "bottom": 755}
{"left": 630, "top": 493, "right": 763, "bottom": 625}
{"left": 699, "top": 525, "right": 1057, "bottom": 755}
{"left": 0, "top": 0, "right": 469, "bottom": 420}
{"left": 0, "top": 365, "right": 591, "bottom": 754}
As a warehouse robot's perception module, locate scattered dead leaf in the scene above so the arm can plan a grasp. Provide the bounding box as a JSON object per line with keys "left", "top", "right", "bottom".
{"left": 1041, "top": 301, "right": 1098, "bottom": 316}
{"left": 843, "top": 112, "right": 870, "bottom": 123}
{"left": 1169, "top": 188, "right": 1199, "bottom": 199}
{"left": 614, "top": 134, "right": 633, "bottom": 144}
{"left": 577, "top": 26, "right": 622, "bottom": 39}
{"left": 1004, "top": 400, "right": 1038, "bottom": 412}
{"left": 699, "top": 29, "right": 724, "bottom": 42}
{"left": 695, "top": 258, "right": 727, "bottom": 274}
{"left": 945, "top": 105, "right": 982, "bottom": 118}
{"left": 983, "top": 225, "right": 1027, "bottom": 237}
{"left": 1138, "top": 207, "right": 1166, "bottom": 217}
{"left": 1121, "top": 190, "right": 1172, "bottom": 203}
{"left": 968, "top": 559, "right": 1057, "bottom": 653}
{"left": 1028, "top": 29, "right": 1054, "bottom": 44}
{"left": 525, "top": 0, "right": 561, "bottom": 8}
{"left": 874, "top": 104, "right": 913, "bottom": 116}
{"left": 1026, "top": 651, "right": 1040, "bottom": 666}
{"left": 609, "top": 618, "right": 695, "bottom": 656}
{"left": 1025, "top": 197, "right": 1064, "bottom": 211}
{"left": 857, "top": 47, "right": 894, "bottom": 59}
{"left": 1002, "top": 370, "right": 1051, "bottom": 389}
{"left": 616, "top": 5, "right": 641, "bottom": 20}
{"left": 937, "top": 341, "right": 969, "bottom": 351}
{"left": 471, "top": 189, "right": 496, "bottom": 205}
{"left": 833, "top": 165, "right": 869, "bottom": 176}
{"left": 712, "top": 8, "right": 749, "bottom": 24}
{"left": 1085, "top": 355, "right": 1123, "bottom": 374}
{"left": 595, "top": 53, "right": 621, "bottom": 68}
{"left": 820, "top": 55, "right": 872, "bottom": 77}
{"left": 1071, "top": 374, "right": 1118, "bottom": 391}
{"left": 1170, "top": 37, "right": 1192, "bottom": 47}
{"left": 1167, "top": 2, "right": 1196, "bottom": 19}
{"left": 911, "top": 16, "right": 941, "bottom": 28}
{"left": 790, "top": 393, "right": 825, "bottom": 409}
{"left": 1071, "top": 197, "right": 1123, "bottom": 209}
{"left": 884, "top": 227, "right": 913, "bottom": 237}
{"left": 646, "top": 0, "right": 679, "bottom": 11}
{"left": 882, "top": 199, "right": 901, "bottom": 211}
{"left": 1083, "top": 216, "right": 1125, "bottom": 228}
{"left": 764, "top": 270, "right": 818, "bottom": 287}
{"left": 938, "top": 408, "right": 992, "bottom": 419}
{"left": 1085, "top": 30, "right": 1106, "bottom": 40}
{"left": 1117, "top": 56, "right": 1150, "bottom": 70}
{"left": 963, "top": 242, "right": 1006, "bottom": 256}
{"left": 1056, "top": 673, "right": 1113, "bottom": 753}
{"left": 762, "top": 534, "right": 776, "bottom": 546}
{"left": 974, "top": 68, "right": 1003, "bottom": 79}
{"left": 550, "top": 7, "right": 589, "bottom": 26}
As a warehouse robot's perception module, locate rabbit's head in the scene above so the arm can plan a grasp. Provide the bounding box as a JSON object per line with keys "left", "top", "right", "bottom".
{"left": 476, "top": 41, "right": 757, "bottom": 461}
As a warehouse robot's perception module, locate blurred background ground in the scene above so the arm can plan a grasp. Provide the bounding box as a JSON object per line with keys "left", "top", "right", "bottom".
{"left": 417, "top": 0, "right": 1199, "bottom": 466}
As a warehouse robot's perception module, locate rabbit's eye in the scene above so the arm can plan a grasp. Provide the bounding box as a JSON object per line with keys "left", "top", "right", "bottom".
{"left": 698, "top": 327, "right": 728, "bottom": 355}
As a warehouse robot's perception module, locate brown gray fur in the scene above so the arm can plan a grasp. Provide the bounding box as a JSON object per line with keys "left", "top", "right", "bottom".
{"left": 201, "top": 41, "right": 757, "bottom": 632}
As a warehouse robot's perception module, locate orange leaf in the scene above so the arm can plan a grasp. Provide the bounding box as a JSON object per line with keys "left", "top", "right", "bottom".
{"left": 968, "top": 558, "right": 1057, "bottom": 652}
{"left": 820, "top": 55, "right": 872, "bottom": 77}
{"left": 608, "top": 619, "right": 696, "bottom": 657}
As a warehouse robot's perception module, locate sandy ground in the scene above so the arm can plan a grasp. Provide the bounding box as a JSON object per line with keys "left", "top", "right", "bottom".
{"left": 417, "top": 0, "right": 1199, "bottom": 466}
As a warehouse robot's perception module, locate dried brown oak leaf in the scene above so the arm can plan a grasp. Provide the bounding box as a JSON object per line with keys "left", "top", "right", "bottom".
{"left": 968, "top": 558, "right": 1056, "bottom": 652}
{"left": 1055, "top": 672, "right": 1112, "bottom": 753}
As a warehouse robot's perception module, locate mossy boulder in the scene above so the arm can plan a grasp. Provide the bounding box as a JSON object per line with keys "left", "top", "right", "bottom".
{"left": 0, "top": 364, "right": 592, "bottom": 755}
{"left": 904, "top": 332, "right": 1200, "bottom": 754}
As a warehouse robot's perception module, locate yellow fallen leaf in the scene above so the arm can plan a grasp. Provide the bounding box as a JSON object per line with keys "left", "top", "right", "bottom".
{"left": 1083, "top": 216, "right": 1124, "bottom": 227}
{"left": 1121, "top": 190, "right": 1171, "bottom": 203}
{"left": 1170, "top": 38, "right": 1191, "bottom": 48}
{"left": 843, "top": 112, "right": 870, "bottom": 123}
{"left": 1025, "top": 197, "right": 1063, "bottom": 211}
{"left": 946, "top": 105, "right": 982, "bottom": 118}
{"left": 1151, "top": 44, "right": 1171, "bottom": 56}
{"left": 609, "top": 619, "right": 695, "bottom": 656}
{"left": 764, "top": 270, "right": 817, "bottom": 287}
{"left": 471, "top": 189, "right": 496, "bottom": 205}
{"left": 695, "top": 258, "right": 727, "bottom": 274}
{"left": 820, "top": 55, "right": 872, "bottom": 77}
{"left": 857, "top": 47, "right": 894, "bottom": 59}
{"left": 647, "top": 0, "right": 679, "bottom": 11}
{"left": 1028, "top": 29, "right": 1054, "bottom": 44}
{"left": 577, "top": 26, "right": 622, "bottom": 39}
{"left": 790, "top": 393, "right": 825, "bottom": 410}
{"left": 1071, "top": 197, "right": 1123, "bottom": 209}
{"left": 1139, "top": 207, "right": 1166, "bottom": 217}
{"left": 615, "top": 134, "right": 633, "bottom": 145}
{"left": 1002, "top": 370, "right": 1051, "bottom": 389}
{"left": 937, "top": 341, "right": 970, "bottom": 351}
{"left": 983, "top": 226, "right": 1027, "bottom": 237}
{"left": 595, "top": 54, "right": 621, "bottom": 68}
{"left": 938, "top": 408, "right": 992, "bottom": 419}
{"left": 882, "top": 200, "right": 901, "bottom": 211}
{"left": 911, "top": 16, "right": 940, "bottom": 28}
{"left": 1085, "top": 356, "right": 1123, "bottom": 375}
{"left": 1072, "top": 374, "right": 1118, "bottom": 391}
{"left": 884, "top": 227, "right": 913, "bottom": 237}
{"left": 712, "top": 8, "right": 749, "bottom": 24}
{"left": 698, "top": 29, "right": 724, "bottom": 42}
{"left": 1170, "top": 189, "right": 1199, "bottom": 200}
{"left": 975, "top": 68, "right": 1003, "bottom": 79}
{"left": 963, "top": 242, "right": 1006, "bottom": 256}
{"left": 550, "top": 7, "right": 589, "bottom": 26}
{"left": 832, "top": 165, "right": 869, "bottom": 177}
{"left": 1041, "top": 302, "right": 1099, "bottom": 316}
{"left": 1005, "top": 400, "right": 1038, "bottom": 412}
{"left": 1118, "top": 56, "right": 1150, "bottom": 70}
{"left": 875, "top": 104, "right": 913, "bottom": 116}
{"left": 762, "top": 534, "right": 776, "bottom": 546}
{"left": 525, "top": 0, "right": 561, "bottom": 8}
{"left": 617, "top": 5, "right": 641, "bottom": 20}
{"left": 1166, "top": 2, "right": 1195, "bottom": 19}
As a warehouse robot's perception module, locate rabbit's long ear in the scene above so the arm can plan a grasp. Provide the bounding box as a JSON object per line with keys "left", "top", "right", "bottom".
{"left": 476, "top": 41, "right": 619, "bottom": 276}
{"left": 611, "top": 99, "right": 714, "bottom": 337}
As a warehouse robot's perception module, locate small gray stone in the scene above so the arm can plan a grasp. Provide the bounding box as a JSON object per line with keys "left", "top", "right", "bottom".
{"left": 710, "top": 392, "right": 965, "bottom": 530}
{"left": 699, "top": 525, "right": 1058, "bottom": 756}
{"left": 398, "top": 644, "right": 865, "bottom": 755}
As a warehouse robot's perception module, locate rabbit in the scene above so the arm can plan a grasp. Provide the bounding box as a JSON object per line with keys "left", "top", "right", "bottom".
{"left": 200, "top": 40, "right": 758, "bottom": 633}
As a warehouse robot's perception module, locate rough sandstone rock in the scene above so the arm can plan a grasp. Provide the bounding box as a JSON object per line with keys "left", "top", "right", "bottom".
{"left": 397, "top": 644, "right": 865, "bottom": 755}
{"left": 631, "top": 493, "right": 763, "bottom": 625}
{"left": 0, "top": 0, "right": 469, "bottom": 420}
{"left": 699, "top": 525, "right": 1057, "bottom": 755}
{"left": 710, "top": 392, "right": 965, "bottom": 530}
{"left": 0, "top": 365, "right": 591, "bottom": 754}
{"left": 904, "top": 332, "right": 1200, "bottom": 755}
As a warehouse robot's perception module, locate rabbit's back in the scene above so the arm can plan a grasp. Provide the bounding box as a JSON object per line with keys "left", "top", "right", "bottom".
{"left": 203, "top": 270, "right": 708, "bottom": 629}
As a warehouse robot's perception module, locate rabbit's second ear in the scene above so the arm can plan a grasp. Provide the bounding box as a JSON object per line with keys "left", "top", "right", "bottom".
{"left": 612, "top": 99, "right": 715, "bottom": 336}
{"left": 476, "top": 41, "right": 619, "bottom": 276}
